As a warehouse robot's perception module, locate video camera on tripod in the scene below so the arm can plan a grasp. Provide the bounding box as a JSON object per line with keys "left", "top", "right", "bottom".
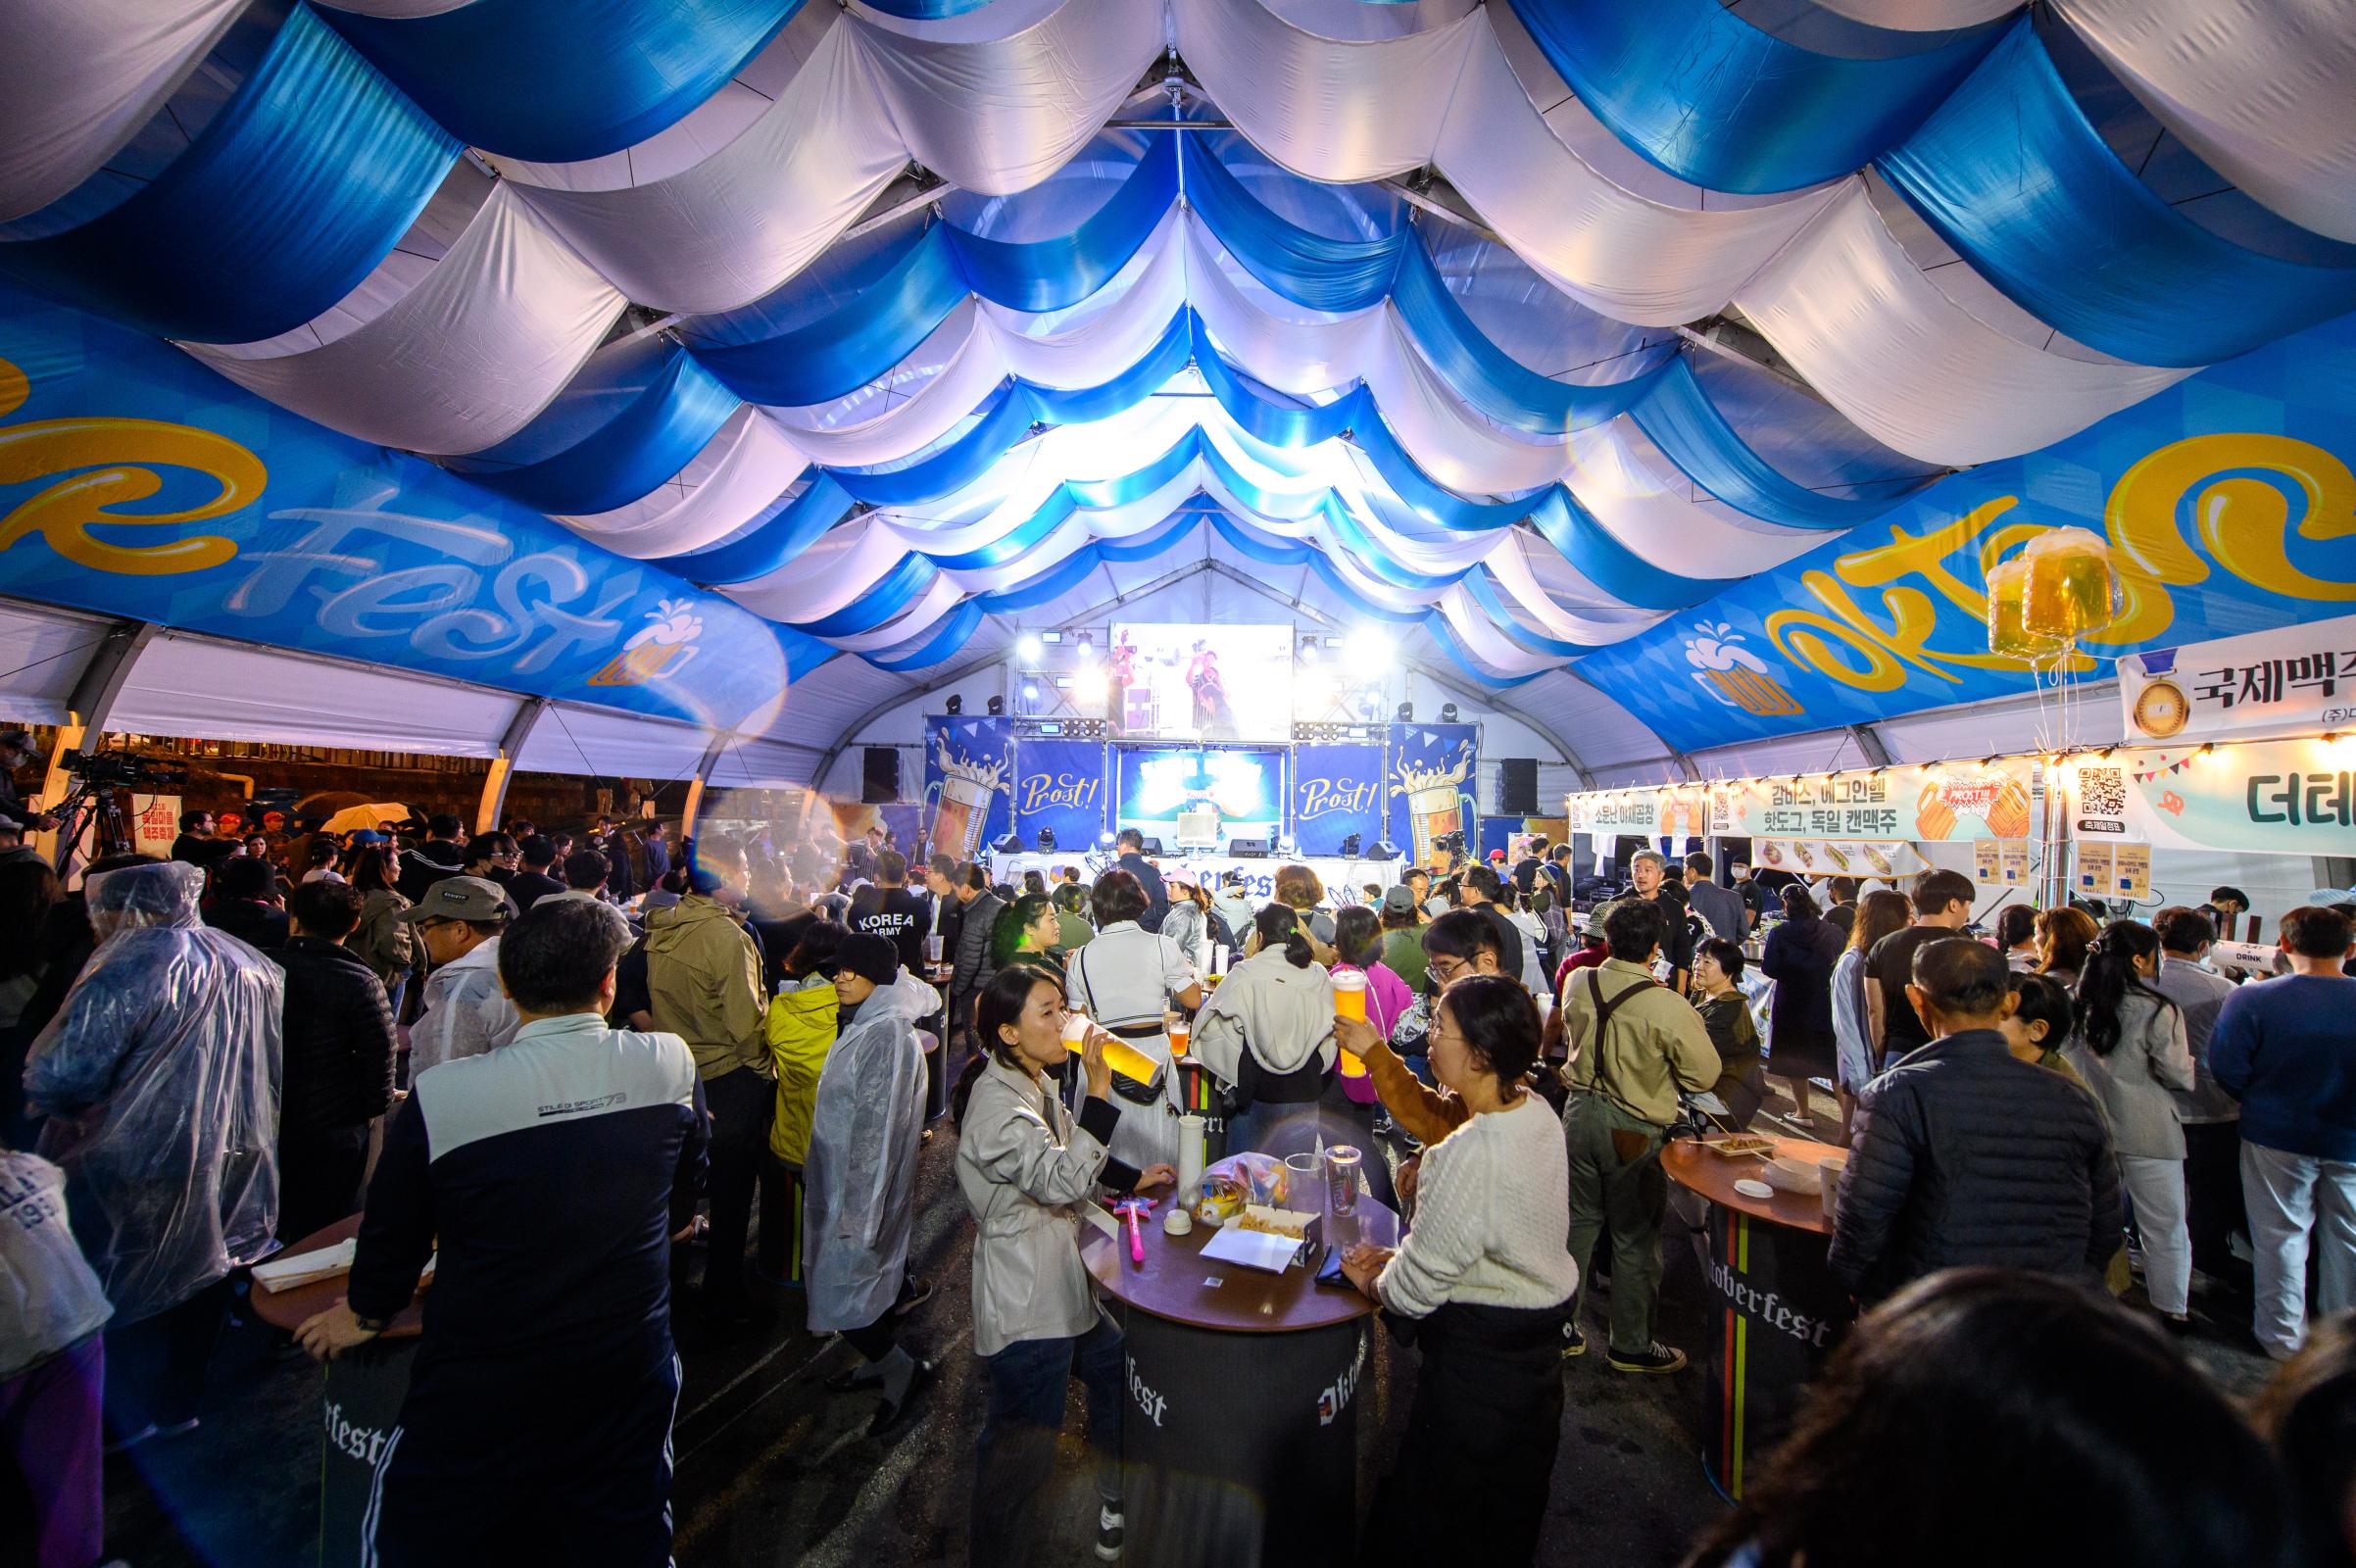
{"left": 61, "top": 749, "right": 188, "bottom": 790}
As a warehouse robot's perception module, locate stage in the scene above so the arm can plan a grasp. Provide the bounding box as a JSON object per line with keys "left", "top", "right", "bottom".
{"left": 986, "top": 852, "right": 1405, "bottom": 906}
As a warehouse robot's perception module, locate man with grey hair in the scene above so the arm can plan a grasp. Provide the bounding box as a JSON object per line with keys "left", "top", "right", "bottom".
{"left": 1628, "top": 851, "right": 1697, "bottom": 995}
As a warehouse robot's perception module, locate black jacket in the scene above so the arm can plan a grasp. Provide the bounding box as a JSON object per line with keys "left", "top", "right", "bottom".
{"left": 208, "top": 899, "right": 289, "bottom": 954}
{"left": 1760, "top": 915, "right": 1842, "bottom": 1048}
{"left": 273, "top": 936, "right": 397, "bottom": 1134}
{"left": 1828, "top": 1030, "right": 2121, "bottom": 1302}
{"left": 951, "top": 890, "right": 1006, "bottom": 1013}
{"left": 1117, "top": 853, "right": 1170, "bottom": 933}
{"left": 399, "top": 839, "right": 466, "bottom": 904}
{"left": 508, "top": 869, "right": 566, "bottom": 911}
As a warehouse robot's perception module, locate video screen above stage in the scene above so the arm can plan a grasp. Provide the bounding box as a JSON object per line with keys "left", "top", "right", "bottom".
{"left": 1109, "top": 623, "right": 1293, "bottom": 741}
{"left": 1117, "top": 746, "right": 1286, "bottom": 846}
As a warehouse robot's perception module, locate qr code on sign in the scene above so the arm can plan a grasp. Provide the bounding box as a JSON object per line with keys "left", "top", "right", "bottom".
{"left": 2078, "top": 766, "right": 2128, "bottom": 819}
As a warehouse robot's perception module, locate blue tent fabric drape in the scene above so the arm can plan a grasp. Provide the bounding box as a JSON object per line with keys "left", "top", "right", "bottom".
{"left": 1462, "top": 571, "right": 1591, "bottom": 659}
{"left": 795, "top": 551, "right": 937, "bottom": 636}
{"left": 1420, "top": 613, "right": 1546, "bottom": 688}
{"left": 867, "top": 599, "right": 985, "bottom": 670}
{"left": 1193, "top": 329, "right": 1360, "bottom": 449}
{"left": 1525, "top": 490, "right": 1737, "bottom": 612}
{"left": 1877, "top": 19, "right": 2356, "bottom": 369}
{"left": 1503, "top": 0, "right": 2003, "bottom": 195}
{"left": 443, "top": 339, "right": 741, "bottom": 514}
{"left": 321, "top": 0, "right": 803, "bottom": 164}
{"left": 831, "top": 388, "right": 1040, "bottom": 507}
{"left": 1628, "top": 358, "right": 1922, "bottom": 529}
{"left": 655, "top": 475, "right": 857, "bottom": 584}
{"left": 950, "top": 137, "right": 1178, "bottom": 314}
{"left": 1181, "top": 138, "right": 1405, "bottom": 313}
{"left": 0, "top": 4, "right": 457, "bottom": 345}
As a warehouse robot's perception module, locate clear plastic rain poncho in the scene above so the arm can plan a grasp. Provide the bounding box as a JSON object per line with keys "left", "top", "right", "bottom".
{"left": 802, "top": 970, "right": 937, "bottom": 1334}
{"left": 25, "top": 860, "right": 283, "bottom": 1324}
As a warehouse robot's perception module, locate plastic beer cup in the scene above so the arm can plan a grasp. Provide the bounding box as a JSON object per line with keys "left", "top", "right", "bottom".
{"left": 1332, "top": 969, "right": 1367, "bottom": 1023}
{"left": 1325, "top": 1145, "right": 1361, "bottom": 1216}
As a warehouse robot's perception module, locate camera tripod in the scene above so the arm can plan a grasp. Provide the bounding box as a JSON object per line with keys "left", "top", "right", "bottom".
{"left": 46, "top": 774, "right": 135, "bottom": 868}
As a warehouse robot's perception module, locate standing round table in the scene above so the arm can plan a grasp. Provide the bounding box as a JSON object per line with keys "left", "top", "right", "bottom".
{"left": 1084, "top": 1198, "right": 1398, "bottom": 1568}
{"left": 1662, "top": 1137, "right": 1855, "bottom": 1501}
{"left": 248, "top": 1215, "right": 427, "bottom": 1568}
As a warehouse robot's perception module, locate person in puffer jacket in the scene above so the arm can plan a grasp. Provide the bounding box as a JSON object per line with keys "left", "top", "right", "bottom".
{"left": 1829, "top": 937, "right": 2122, "bottom": 1304}
{"left": 759, "top": 924, "right": 844, "bottom": 1287}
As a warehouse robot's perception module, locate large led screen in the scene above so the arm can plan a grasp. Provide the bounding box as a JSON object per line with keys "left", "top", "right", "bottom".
{"left": 1115, "top": 746, "right": 1287, "bottom": 841}
{"left": 1107, "top": 623, "right": 1294, "bottom": 741}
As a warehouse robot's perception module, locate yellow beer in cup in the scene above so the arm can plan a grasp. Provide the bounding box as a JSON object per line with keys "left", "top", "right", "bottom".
{"left": 1332, "top": 968, "right": 1368, "bottom": 1023}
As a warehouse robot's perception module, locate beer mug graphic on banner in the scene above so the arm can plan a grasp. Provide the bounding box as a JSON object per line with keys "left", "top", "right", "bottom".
{"left": 1392, "top": 742, "right": 1478, "bottom": 869}
{"left": 923, "top": 732, "right": 1009, "bottom": 861}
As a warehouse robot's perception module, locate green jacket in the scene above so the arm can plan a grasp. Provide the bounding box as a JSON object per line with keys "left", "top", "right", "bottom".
{"left": 645, "top": 896, "right": 770, "bottom": 1080}
{"left": 766, "top": 976, "right": 840, "bottom": 1164}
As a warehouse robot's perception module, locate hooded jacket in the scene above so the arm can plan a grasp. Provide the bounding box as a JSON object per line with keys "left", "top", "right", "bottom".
{"left": 273, "top": 936, "right": 397, "bottom": 1134}
{"left": 409, "top": 936, "right": 518, "bottom": 1077}
{"left": 803, "top": 971, "right": 937, "bottom": 1333}
{"left": 765, "top": 975, "right": 840, "bottom": 1165}
{"left": 644, "top": 895, "right": 770, "bottom": 1081}
{"left": 25, "top": 862, "right": 282, "bottom": 1323}
{"left": 1193, "top": 945, "right": 1337, "bottom": 1086}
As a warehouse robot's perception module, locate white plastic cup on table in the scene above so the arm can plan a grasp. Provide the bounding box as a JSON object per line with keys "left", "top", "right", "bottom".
{"left": 1332, "top": 969, "right": 1367, "bottom": 1023}
{"left": 925, "top": 933, "right": 945, "bottom": 964}
{"left": 1324, "top": 1145, "right": 1361, "bottom": 1216}
{"left": 1177, "top": 1113, "right": 1206, "bottom": 1203}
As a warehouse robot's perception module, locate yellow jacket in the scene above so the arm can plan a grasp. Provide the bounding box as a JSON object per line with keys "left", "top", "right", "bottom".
{"left": 766, "top": 977, "right": 840, "bottom": 1165}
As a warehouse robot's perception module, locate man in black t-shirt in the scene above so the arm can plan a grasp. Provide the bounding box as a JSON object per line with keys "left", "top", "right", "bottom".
{"left": 1456, "top": 865, "right": 1525, "bottom": 987}
{"left": 1865, "top": 868, "right": 1977, "bottom": 1063}
{"left": 848, "top": 850, "right": 928, "bottom": 971}
{"left": 170, "top": 808, "right": 235, "bottom": 870}
{"left": 1114, "top": 828, "right": 1170, "bottom": 933}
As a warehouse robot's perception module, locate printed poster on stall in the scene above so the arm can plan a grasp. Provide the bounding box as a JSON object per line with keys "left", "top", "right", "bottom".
{"left": 2113, "top": 843, "right": 2152, "bottom": 899}
{"left": 1752, "top": 839, "right": 1928, "bottom": 881}
{"left": 1707, "top": 760, "right": 2036, "bottom": 843}
{"left": 2076, "top": 841, "right": 2114, "bottom": 898}
{"left": 1974, "top": 841, "right": 2000, "bottom": 884}
{"left": 2071, "top": 736, "right": 2356, "bottom": 857}
{"left": 2000, "top": 841, "right": 2031, "bottom": 886}
{"left": 1290, "top": 744, "right": 1385, "bottom": 857}
{"left": 922, "top": 715, "right": 1012, "bottom": 862}
{"left": 1387, "top": 722, "right": 1480, "bottom": 868}
{"left": 1011, "top": 738, "right": 1107, "bottom": 851}
{"left": 2120, "top": 612, "right": 2356, "bottom": 747}
{"left": 130, "top": 794, "right": 180, "bottom": 858}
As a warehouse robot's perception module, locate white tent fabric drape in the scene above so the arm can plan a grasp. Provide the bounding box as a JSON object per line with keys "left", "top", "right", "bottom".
{"left": 0, "top": 0, "right": 244, "bottom": 222}
{"left": 1802, "top": 0, "right": 2022, "bottom": 28}
{"left": 1731, "top": 184, "right": 2191, "bottom": 466}
{"left": 562, "top": 407, "right": 815, "bottom": 558}
{"left": 184, "top": 183, "right": 625, "bottom": 454}
{"left": 2053, "top": 0, "right": 2356, "bottom": 245}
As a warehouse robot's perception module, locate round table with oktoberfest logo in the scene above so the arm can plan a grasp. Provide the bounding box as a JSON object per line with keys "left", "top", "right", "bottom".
{"left": 1084, "top": 1196, "right": 1398, "bottom": 1568}
{"left": 1661, "top": 1136, "right": 1856, "bottom": 1502}
{"left": 248, "top": 1214, "right": 427, "bottom": 1568}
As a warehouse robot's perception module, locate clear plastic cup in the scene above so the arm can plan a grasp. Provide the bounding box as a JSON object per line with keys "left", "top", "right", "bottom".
{"left": 1283, "top": 1152, "right": 1323, "bottom": 1211}
{"left": 925, "top": 933, "right": 945, "bottom": 964}
{"left": 1332, "top": 969, "right": 1367, "bottom": 1022}
{"left": 1063, "top": 1011, "right": 1090, "bottom": 1046}
{"left": 1167, "top": 1013, "right": 1191, "bottom": 1056}
{"left": 1324, "top": 1145, "right": 1361, "bottom": 1216}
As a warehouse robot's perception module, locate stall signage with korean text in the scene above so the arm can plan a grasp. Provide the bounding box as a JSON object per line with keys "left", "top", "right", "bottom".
{"left": 2071, "top": 737, "right": 2356, "bottom": 856}
{"left": 2120, "top": 612, "right": 2356, "bottom": 747}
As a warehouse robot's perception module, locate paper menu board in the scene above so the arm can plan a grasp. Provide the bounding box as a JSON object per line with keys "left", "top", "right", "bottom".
{"left": 2075, "top": 841, "right": 2114, "bottom": 897}
{"left": 1973, "top": 841, "right": 2001, "bottom": 884}
{"left": 2112, "top": 842, "right": 2151, "bottom": 899}
{"left": 1999, "top": 841, "right": 2030, "bottom": 886}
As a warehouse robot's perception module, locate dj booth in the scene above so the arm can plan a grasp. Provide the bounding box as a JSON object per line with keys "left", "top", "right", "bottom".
{"left": 986, "top": 852, "right": 1400, "bottom": 906}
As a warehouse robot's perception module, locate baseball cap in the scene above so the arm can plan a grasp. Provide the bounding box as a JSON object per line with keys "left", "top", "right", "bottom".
{"left": 1488, "top": 849, "right": 1507, "bottom": 862}
{"left": 1381, "top": 885, "right": 1419, "bottom": 916}
{"left": 347, "top": 829, "right": 387, "bottom": 847}
{"left": 397, "top": 875, "right": 516, "bottom": 924}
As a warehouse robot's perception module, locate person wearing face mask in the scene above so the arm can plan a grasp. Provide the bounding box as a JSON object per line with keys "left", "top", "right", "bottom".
{"left": 803, "top": 934, "right": 941, "bottom": 1435}
{"left": 398, "top": 875, "right": 521, "bottom": 1077}
{"left": 954, "top": 966, "right": 1174, "bottom": 1568}
{"left": 24, "top": 858, "right": 281, "bottom": 1447}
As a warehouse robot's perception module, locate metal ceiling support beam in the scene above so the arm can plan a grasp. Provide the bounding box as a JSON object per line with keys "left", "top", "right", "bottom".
{"left": 1848, "top": 723, "right": 1892, "bottom": 768}
{"left": 810, "top": 556, "right": 1222, "bottom": 788}
{"left": 476, "top": 696, "right": 551, "bottom": 834}
{"left": 1197, "top": 561, "right": 1599, "bottom": 788}
{"left": 39, "top": 617, "right": 159, "bottom": 872}
{"left": 680, "top": 733, "right": 733, "bottom": 839}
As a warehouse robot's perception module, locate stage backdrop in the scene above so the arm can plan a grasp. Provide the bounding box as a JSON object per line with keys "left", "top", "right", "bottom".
{"left": 0, "top": 283, "right": 828, "bottom": 731}
{"left": 1291, "top": 744, "right": 1385, "bottom": 857}
{"left": 1573, "top": 313, "right": 2356, "bottom": 756}
{"left": 1387, "top": 722, "right": 1480, "bottom": 868}
{"left": 1012, "top": 737, "right": 1108, "bottom": 852}
{"left": 922, "top": 715, "right": 1012, "bottom": 863}
{"left": 1116, "top": 745, "right": 1286, "bottom": 845}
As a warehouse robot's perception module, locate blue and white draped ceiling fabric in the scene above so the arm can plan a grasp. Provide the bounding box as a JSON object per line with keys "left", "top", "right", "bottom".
{"left": 7, "top": 0, "right": 2356, "bottom": 682}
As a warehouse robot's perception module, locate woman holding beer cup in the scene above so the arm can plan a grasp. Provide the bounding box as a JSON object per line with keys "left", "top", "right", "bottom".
{"left": 953, "top": 968, "right": 1173, "bottom": 1568}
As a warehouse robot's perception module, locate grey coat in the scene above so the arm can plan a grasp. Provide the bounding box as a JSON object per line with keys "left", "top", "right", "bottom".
{"left": 2065, "top": 988, "right": 2195, "bottom": 1159}
{"left": 955, "top": 1057, "right": 1112, "bottom": 1356}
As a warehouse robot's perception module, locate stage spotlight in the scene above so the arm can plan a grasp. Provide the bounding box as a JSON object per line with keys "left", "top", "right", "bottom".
{"left": 1348, "top": 626, "right": 1395, "bottom": 668}
{"left": 1075, "top": 669, "right": 1108, "bottom": 703}
{"left": 987, "top": 695, "right": 1006, "bottom": 716}
{"left": 1300, "top": 638, "right": 1318, "bottom": 662}
{"left": 1341, "top": 833, "right": 1362, "bottom": 858}
{"left": 1021, "top": 682, "right": 1041, "bottom": 702}
{"left": 1099, "top": 831, "right": 1116, "bottom": 847}
{"left": 1037, "top": 827, "right": 1056, "bottom": 852}
{"left": 945, "top": 694, "right": 962, "bottom": 715}
{"left": 1396, "top": 702, "right": 1413, "bottom": 723}
{"left": 1441, "top": 702, "right": 1459, "bottom": 723}
{"left": 1017, "top": 634, "right": 1045, "bottom": 661}
{"left": 1074, "top": 633, "right": 1096, "bottom": 662}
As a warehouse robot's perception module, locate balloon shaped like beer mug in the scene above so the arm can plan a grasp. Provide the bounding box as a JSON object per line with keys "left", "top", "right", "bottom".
{"left": 1985, "top": 555, "right": 2060, "bottom": 663}
{"left": 2021, "top": 526, "right": 2121, "bottom": 643}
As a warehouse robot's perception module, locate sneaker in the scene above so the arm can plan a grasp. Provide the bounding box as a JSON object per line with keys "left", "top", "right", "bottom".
{"left": 1606, "top": 1341, "right": 1688, "bottom": 1375}
{"left": 1560, "top": 1324, "right": 1587, "bottom": 1359}
{"left": 890, "top": 1278, "right": 936, "bottom": 1317}
{"left": 1096, "top": 1504, "right": 1125, "bottom": 1561}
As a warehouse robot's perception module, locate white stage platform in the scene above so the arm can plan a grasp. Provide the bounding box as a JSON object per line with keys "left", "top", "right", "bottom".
{"left": 986, "top": 852, "right": 1405, "bottom": 905}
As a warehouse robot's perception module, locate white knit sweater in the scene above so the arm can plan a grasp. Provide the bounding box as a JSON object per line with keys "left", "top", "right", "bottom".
{"left": 1376, "top": 1095, "right": 1580, "bottom": 1318}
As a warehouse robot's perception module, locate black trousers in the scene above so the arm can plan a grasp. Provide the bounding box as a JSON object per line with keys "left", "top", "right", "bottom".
{"left": 103, "top": 1277, "right": 233, "bottom": 1434}
{"left": 2185, "top": 1120, "right": 2248, "bottom": 1281}
{"left": 277, "top": 1123, "right": 372, "bottom": 1248}
{"left": 701, "top": 1065, "right": 775, "bottom": 1314}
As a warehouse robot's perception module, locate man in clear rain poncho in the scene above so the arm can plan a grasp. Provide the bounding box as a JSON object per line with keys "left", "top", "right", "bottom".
{"left": 25, "top": 858, "right": 282, "bottom": 1444}
{"left": 803, "top": 933, "right": 937, "bottom": 1434}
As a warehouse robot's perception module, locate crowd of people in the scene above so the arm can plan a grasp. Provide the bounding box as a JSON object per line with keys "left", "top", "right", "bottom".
{"left": 3, "top": 798, "right": 2354, "bottom": 1567}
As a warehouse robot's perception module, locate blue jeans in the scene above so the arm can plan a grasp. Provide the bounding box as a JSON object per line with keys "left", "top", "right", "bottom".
{"left": 971, "top": 1308, "right": 1124, "bottom": 1568}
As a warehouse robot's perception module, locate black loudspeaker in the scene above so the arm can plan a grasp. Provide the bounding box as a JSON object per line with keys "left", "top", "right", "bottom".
{"left": 1228, "top": 837, "right": 1272, "bottom": 858}
{"left": 1138, "top": 836, "right": 1165, "bottom": 856}
{"left": 861, "top": 746, "right": 902, "bottom": 804}
{"left": 1498, "top": 757, "right": 1540, "bottom": 816}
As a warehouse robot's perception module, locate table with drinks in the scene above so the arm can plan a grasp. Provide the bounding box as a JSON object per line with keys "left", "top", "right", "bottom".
{"left": 1662, "top": 1134, "right": 1856, "bottom": 1502}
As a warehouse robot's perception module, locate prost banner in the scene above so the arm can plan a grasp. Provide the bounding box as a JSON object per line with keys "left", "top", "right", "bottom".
{"left": 1290, "top": 745, "right": 1385, "bottom": 857}
{"left": 1387, "top": 723, "right": 1479, "bottom": 869}
{"left": 1011, "top": 738, "right": 1108, "bottom": 852}
{"left": 922, "top": 716, "right": 1012, "bottom": 862}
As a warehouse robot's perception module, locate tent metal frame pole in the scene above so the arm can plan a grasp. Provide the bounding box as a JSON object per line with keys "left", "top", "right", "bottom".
{"left": 680, "top": 734, "right": 732, "bottom": 841}
{"left": 39, "top": 618, "right": 159, "bottom": 874}
{"left": 476, "top": 697, "right": 551, "bottom": 835}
